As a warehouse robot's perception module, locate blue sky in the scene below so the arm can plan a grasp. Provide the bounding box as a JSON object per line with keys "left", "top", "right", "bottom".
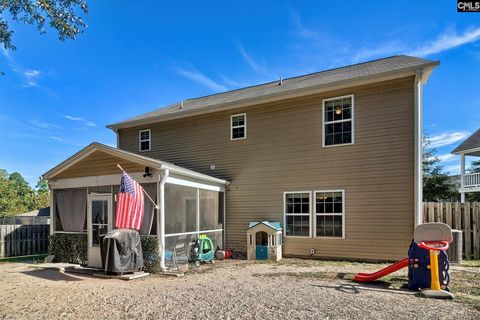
{"left": 1, "top": 1, "right": 479, "bottom": 187}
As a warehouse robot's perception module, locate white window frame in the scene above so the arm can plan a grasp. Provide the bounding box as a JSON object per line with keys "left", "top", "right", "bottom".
{"left": 283, "top": 191, "right": 312, "bottom": 238}
{"left": 139, "top": 129, "right": 151, "bottom": 152}
{"left": 314, "top": 189, "right": 345, "bottom": 239}
{"left": 322, "top": 94, "right": 354, "bottom": 147}
{"left": 230, "top": 113, "right": 247, "bottom": 140}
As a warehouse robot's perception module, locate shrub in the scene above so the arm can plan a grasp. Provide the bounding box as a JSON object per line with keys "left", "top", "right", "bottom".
{"left": 141, "top": 235, "right": 162, "bottom": 274}
{"left": 49, "top": 233, "right": 88, "bottom": 265}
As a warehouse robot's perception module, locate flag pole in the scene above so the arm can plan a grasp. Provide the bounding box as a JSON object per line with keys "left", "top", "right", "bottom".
{"left": 116, "top": 164, "right": 159, "bottom": 209}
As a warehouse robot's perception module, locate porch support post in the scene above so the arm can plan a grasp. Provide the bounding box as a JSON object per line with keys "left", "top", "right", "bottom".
{"left": 461, "top": 153, "right": 466, "bottom": 203}
{"left": 414, "top": 70, "right": 423, "bottom": 227}
{"left": 49, "top": 188, "right": 55, "bottom": 235}
{"left": 158, "top": 168, "right": 169, "bottom": 271}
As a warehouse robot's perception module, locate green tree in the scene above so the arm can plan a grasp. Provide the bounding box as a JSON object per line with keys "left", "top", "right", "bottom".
{"left": 423, "top": 135, "right": 457, "bottom": 202}
{"left": 466, "top": 160, "right": 480, "bottom": 202}
{"left": 34, "top": 177, "right": 50, "bottom": 209}
{"left": 1, "top": 0, "right": 88, "bottom": 73}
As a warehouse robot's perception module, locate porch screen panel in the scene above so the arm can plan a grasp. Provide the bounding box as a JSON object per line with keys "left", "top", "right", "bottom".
{"left": 140, "top": 183, "right": 157, "bottom": 235}
{"left": 199, "top": 190, "right": 222, "bottom": 230}
{"left": 56, "top": 189, "right": 87, "bottom": 232}
{"left": 165, "top": 184, "right": 197, "bottom": 234}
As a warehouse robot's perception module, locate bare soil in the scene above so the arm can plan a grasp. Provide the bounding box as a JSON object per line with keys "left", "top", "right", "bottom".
{"left": 0, "top": 259, "right": 478, "bottom": 320}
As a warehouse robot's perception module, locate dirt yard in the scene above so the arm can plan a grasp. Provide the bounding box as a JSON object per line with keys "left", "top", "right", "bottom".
{"left": 0, "top": 259, "right": 479, "bottom": 320}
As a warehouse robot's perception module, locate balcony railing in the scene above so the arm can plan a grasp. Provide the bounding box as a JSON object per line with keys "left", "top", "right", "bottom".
{"left": 461, "top": 172, "right": 480, "bottom": 189}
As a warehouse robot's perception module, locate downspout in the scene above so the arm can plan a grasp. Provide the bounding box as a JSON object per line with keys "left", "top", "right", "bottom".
{"left": 158, "top": 168, "right": 170, "bottom": 271}
{"left": 414, "top": 70, "right": 423, "bottom": 227}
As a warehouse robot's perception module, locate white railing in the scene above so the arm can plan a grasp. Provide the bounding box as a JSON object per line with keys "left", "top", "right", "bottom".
{"left": 462, "top": 172, "right": 480, "bottom": 189}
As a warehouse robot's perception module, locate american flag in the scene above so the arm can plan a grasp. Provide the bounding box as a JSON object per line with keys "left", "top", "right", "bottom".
{"left": 115, "top": 172, "right": 145, "bottom": 230}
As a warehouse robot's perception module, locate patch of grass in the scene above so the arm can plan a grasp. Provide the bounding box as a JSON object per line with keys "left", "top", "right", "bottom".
{"left": 450, "top": 270, "right": 480, "bottom": 310}
{"left": 461, "top": 260, "right": 480, "bottom": 268}
{"left": 0, "top": 253, "right": 47, "bottom": 264}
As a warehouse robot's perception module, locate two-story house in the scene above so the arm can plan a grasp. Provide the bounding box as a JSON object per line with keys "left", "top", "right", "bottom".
{"left": 43, "top": 55, "right": 439, "bottom": 268}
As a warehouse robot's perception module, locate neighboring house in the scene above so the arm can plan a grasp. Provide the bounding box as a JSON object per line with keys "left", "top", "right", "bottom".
{"left": 43, "top": 55, "right": 439, "bottom": 266}
{"left": 0, "top": 207, "right": 50, "bottom": 225}
{"left": 452, "top": 128, "right": 480, "bottom": 202}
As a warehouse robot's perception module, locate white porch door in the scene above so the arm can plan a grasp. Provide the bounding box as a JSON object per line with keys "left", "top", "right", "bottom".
{"left": 87, "top": 194, "right": 113, "bottom": 268}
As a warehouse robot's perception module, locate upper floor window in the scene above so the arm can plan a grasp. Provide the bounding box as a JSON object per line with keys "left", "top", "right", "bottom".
{"left": 323, "top": 95, "right": 354, "bottom": 147}
{"left": 139, "top": 129, "right": 151, "bottom": 152}
{"left": 231, "top": 113, "right": 246, "bottom": 140}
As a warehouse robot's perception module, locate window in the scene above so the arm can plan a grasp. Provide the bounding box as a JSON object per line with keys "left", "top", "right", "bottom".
{"left": 323, "top": 95, "right": 354, "bottom": 146}
{"left": 139, "top": 129, "right": 151, "bottom": 152}
{"left": 284, "top": 192, "right": 311, "bottom": 237}
{"left": 231, "top": 113, "right": 246, "bottom": 140}
{"left": 315, "top": 190, "right": 344, "bottom": 238}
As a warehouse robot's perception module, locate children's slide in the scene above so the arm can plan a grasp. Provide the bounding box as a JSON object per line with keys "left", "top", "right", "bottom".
{"left": 354, "top": 258, "right": 409, "bottom": 283}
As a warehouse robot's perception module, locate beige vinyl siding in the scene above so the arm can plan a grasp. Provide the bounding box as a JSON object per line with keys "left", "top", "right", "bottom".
{"left": 54, "top": 151, "right": 146, "bottom": 179}
{"left": 119, "top": 76, "right": 415, "bottom": 261}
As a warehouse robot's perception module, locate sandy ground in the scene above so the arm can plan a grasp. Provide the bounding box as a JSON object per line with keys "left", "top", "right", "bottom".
{"left": 0, "top": 259, "right": 478, "bottom": 320}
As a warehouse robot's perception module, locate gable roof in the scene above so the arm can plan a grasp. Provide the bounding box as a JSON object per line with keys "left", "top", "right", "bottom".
{"left": 107, "top": 55, "right": 439, "bottom": 130}
{"left": 248, "top": 221, "right": 282, "bottom": 231}
{"left": 42, "top": 142, "right": 228, "bottom": 185}
{"left": 452, "top": 129, "right": 480, "bottom": 154}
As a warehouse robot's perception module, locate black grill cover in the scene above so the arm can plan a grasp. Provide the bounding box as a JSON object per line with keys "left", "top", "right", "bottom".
{"left": 100, "top": 229, "right": 143, "bottom": 273}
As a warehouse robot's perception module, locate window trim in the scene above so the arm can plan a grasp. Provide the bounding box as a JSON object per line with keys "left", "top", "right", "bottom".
{"left": 139, "top": 129, "right": 151, "bottom": 152}
{"left": 313, "top": 189, "right": 346, "bottom": 239}
{"left": 283, "top": 191, "right": 312, "bottom": 238}
{"left": 322, "top": 94, "right": 355, "bottom": 148}
{"left": 230, "top": 113, "right": 247, "bottom": 141}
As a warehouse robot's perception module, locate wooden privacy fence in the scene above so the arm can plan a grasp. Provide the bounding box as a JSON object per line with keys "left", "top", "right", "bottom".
{"left": 0, "top": 224, "right": 49, "bottom": 258}
{"left": 423, "top": 202, "right": 480, "bottom": 260}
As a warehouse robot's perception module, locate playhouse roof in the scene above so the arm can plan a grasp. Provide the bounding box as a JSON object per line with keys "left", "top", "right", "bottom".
{"left": 248, "top": 221, "right": 282, "bottom": 231}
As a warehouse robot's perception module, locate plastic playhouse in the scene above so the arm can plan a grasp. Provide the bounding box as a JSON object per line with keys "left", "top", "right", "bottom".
{"left": 354, "top": 222, "right": 454, "bottom": 299}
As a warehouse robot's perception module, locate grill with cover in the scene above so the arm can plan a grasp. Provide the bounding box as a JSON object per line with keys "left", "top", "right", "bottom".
{"left": 100, "top": 229, "right": 143, "bottom": 274}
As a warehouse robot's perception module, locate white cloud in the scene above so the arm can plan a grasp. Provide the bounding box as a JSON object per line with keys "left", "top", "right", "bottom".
{"left": 238, "top": 44, "right": 264, "bottom": 73}
{"left": 429, "top": 131, "right": 470, "bottom": 148}
{"left": 291, "top": 12, "right": 320, "bottom": 40}
{"left": 24, "top": 70, "right": 40, "bottom": 78}
{"left": 64, "top": 115, "right": 97, "bottom": 127}
{"left": 50, "top": 136, "right": 67, "bottom": 142}
{"left": 445, "top": 165, "right": 461, "bottom": 174}
{"left": 352, "top": 40, "right": 405, "bottom": 63}
{"left": 437, "top": 154, "right": 457, "bottom": 163}
{"left": 32, "top": 120, "right": 61, "bottom": 130}
{"left": 175, "top": 67, "right": 227, "bottom": 92}
{"left": 407, "top": 27, "right": 480, "bottom": 57}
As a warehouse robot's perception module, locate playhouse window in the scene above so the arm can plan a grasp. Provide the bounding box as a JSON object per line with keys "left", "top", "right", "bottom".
{"left": 323, "top": 95, "right": 354, "bottom": 146}
{"left": 284, "top": 192, "right": 311, "bottom": 237}
{"left": 315, "top": 190, "right": 345, "bottom": 238}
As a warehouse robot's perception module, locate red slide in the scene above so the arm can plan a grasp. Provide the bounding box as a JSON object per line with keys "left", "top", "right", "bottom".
{"left": 354, "top": 258, "right": 409, "bottom": 283}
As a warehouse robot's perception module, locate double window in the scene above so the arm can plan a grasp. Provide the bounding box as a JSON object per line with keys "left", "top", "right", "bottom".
{"left": 231, "top": 113, "right": 246, "bottom": 140}
{"left": 323, "top": 95, "right": 354, "bottom": 146}
{"left": 284, "top": 190, "right": 345, "bottom": 238}
{"left": 139, "top": 129, "right": 151, "bottom": 152}
{"left": 284, "top": 192, "right": 311, "bottom": 237}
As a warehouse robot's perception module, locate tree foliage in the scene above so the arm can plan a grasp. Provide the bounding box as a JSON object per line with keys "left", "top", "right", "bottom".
{"left": 0, "top": 0, "right": 88, "bottom": 51}
{"left": 0, "top": 169, "right": 49, "bottom": 216}
{"left": 423, "top": 135, "right": 457, "bottom": 202}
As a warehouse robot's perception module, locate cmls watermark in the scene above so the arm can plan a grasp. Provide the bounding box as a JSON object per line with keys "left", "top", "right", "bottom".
{"left": 458, "top": 1, "right": 480, "bottom": 12}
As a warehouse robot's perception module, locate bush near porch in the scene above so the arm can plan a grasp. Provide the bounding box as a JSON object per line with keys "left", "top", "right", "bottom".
{"left": 49, "top": 233, "right": 88, "bottom": 265}
{"left": 49, "top": 233, "right": 162, "bottom": 273}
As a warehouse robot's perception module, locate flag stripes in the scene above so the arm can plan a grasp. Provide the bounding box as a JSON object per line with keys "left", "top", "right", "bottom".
{"left": 115, "top": 171, "right": 145, "bottom": 230}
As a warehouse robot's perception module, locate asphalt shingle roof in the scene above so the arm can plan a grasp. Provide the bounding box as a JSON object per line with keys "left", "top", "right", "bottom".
{"left": 452, "top": 129, "right": 480, "bottom": 153}
{"left": 108, "top": 55, "right": 438, "bottom": 128}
